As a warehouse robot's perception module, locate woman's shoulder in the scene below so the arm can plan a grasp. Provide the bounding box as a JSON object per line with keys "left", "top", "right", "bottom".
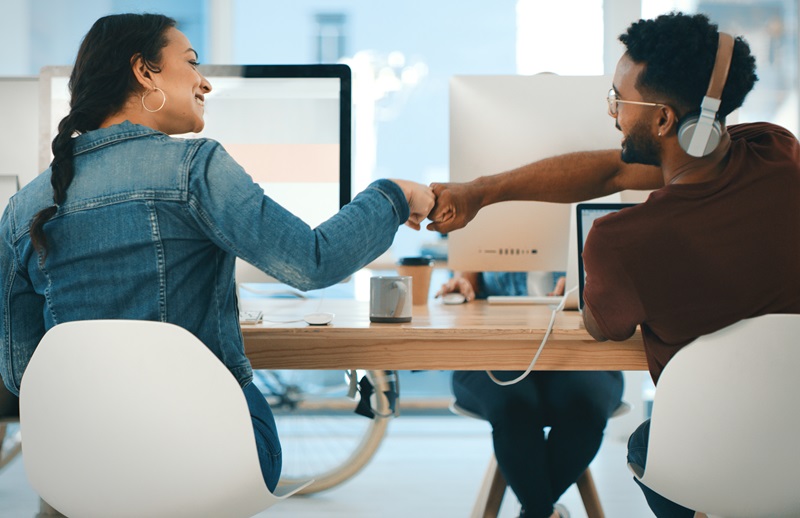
{"left": 4, "top": 172, "right": 54, "bottom": 239}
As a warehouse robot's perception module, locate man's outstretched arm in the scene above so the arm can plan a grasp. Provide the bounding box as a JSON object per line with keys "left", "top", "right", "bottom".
{"left": 427, "top": 149, "right": 662, "bottom": 234}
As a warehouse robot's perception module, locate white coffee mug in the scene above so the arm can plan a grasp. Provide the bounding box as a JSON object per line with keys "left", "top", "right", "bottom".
{"left": 370, "top": 276, "right": 412, "bottom": 323}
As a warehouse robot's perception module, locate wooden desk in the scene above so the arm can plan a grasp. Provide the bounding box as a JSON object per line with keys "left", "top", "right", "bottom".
{"left": 241, "top": 299, "right": 646, "bottom": 371}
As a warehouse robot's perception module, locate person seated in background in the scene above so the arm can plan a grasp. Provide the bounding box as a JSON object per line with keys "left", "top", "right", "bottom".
{"left": 438, "top": 272, "right": 624, "bottom": 518}
{"left": 0, "top": 13, "right": 434, "bottom": 493}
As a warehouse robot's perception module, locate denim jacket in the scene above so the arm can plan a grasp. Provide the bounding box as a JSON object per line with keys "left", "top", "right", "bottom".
{"left": 0, "top": 121, "right": 409, "bottom": 394}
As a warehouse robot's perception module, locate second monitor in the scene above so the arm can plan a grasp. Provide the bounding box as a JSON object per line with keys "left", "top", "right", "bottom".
{"left": 447, "top": 74, "right": 621, "bottom": 273}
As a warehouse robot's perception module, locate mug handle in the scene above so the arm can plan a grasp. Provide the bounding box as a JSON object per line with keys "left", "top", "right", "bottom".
{"left": 389, "top": 280, "right": 408, "bottom": 317}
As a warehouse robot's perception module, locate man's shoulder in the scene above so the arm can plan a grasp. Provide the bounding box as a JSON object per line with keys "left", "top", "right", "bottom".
{"left": 729, "top": 122, "right": 798, "bottom": 143}
{"left": 729, "top": 122, "right": 800, "bottom": 174}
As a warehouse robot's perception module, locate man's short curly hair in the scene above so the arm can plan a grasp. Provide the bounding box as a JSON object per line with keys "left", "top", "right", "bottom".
{"left": 619, "top": 12, "right": 758, "bottom": 119}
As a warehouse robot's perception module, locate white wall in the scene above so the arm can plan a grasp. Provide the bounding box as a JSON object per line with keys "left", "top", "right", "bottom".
{"left": 603, "top": 0, "right": 642, "bottom": 74}
{"left": 0, "top": 77, "right": 39, "bottom": 189}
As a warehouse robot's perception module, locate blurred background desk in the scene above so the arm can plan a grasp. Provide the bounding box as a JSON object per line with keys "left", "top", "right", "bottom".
{"left": 241, "top": 299, "right": 647, "bottom": 371}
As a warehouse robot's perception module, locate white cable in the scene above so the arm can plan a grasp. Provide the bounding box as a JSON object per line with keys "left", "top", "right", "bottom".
{"left": 486, "top": 285, "right": 578, "bottom": 386}
{"left": 260, "top": 289, "right": 327, "bottom": 324}
{"left": 239, "top": 284, "right": 307, "bottom": 298}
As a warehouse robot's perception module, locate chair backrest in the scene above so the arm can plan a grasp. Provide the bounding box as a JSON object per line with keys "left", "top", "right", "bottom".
{"left": 636, "top": 314, "right": 800, "bottom": 518}
{"left": 19, "top": 319, "right": 308, "bottom": 518}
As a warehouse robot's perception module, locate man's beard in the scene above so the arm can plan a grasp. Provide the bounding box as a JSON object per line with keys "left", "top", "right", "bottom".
{"left": 619, "top": 120, "right": 661, "bottom": 166}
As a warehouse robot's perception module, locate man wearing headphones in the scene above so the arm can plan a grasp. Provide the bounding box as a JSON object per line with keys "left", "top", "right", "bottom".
{"left": 428, "top": 12, "right": 800, "bottom": 518}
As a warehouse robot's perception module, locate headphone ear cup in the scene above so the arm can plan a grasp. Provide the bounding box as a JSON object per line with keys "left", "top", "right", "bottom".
{"left": 677, "top": 113, "right": 722, "bottom": 157}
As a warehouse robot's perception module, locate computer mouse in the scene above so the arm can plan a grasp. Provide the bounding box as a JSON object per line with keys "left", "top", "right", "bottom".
{"left": 442, "top": 293, "right": 467, "bottom": 305}
{"left": 303, "top": 312, "right": 335, "bottom": 325}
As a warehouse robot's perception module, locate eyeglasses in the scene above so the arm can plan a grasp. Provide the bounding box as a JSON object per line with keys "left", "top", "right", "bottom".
{"left": 607, "top": 88, "right": 667, "bottom": 117}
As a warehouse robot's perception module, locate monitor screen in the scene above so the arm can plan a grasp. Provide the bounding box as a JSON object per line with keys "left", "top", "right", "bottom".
{"left": 575, "top": 202, "right": 637, "bottom": 311}
{"left": 447, "top": 74, "right": 621, "bottom": 273}
{"left": 39, "top": 64, "right": 352, "bottom": 228}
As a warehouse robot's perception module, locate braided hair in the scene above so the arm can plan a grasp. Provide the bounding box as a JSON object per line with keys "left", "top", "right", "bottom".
{"left": 30, "top": 13, "right": 176, "bottom": 256}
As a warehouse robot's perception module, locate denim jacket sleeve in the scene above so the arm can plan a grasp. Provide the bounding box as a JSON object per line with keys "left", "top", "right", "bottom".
{"left": 0, "top": 202, "right": 45, "bottom": 395}
{"left": 186, "top": 140, "right": 410, "bottom": 290}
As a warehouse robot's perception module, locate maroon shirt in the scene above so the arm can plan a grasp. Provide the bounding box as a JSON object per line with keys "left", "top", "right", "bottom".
{"left": 583, "top": 122, "right": 800, "bottom": 383}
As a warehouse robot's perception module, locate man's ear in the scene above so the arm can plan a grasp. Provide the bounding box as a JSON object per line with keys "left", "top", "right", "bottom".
{"left": 130, "top": 54, "right": 154, "bottom": 91}
{"left": 657, "top": 105, "right": 679, "bottom": 137}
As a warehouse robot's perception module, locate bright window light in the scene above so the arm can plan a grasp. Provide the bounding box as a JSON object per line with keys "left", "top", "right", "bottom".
{"left": 516, "top": 0, "right": 604, "bottom": 75}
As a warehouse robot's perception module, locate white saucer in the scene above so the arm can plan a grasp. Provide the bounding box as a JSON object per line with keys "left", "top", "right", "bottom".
{"left": 304, "top": 312, "right": 334, "bottom": 325}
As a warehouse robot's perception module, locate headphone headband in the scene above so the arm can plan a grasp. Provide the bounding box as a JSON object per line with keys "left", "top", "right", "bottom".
{"left": 680, "top": 31, "right": 735, "bottom": 157}
{"left": 707, "top": 32, "right": 734, "bottom": 102}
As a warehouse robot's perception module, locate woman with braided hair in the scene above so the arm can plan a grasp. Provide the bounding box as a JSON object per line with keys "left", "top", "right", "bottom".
{"left": 0, "top": 13, "right": 434, "bottom": 490}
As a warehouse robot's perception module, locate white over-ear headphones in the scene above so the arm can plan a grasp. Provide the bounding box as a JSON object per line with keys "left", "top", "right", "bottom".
{"left": 677, "top": 32, "right": 735, "bottom": 157}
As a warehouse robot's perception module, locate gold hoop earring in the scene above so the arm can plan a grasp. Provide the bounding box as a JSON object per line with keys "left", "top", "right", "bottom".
{"left": 141, "top": 87, "right": 166, "bottom": 113}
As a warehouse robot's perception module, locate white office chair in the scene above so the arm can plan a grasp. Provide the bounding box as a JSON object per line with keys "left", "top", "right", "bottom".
{"left": 19, "top": 319, "right": 311, "bottom": 518}
{"left": 629, "top": 314, "right": 800, "bottom": 518}
{"left": 450, "top": 399, "right": 631, "bottom": 518}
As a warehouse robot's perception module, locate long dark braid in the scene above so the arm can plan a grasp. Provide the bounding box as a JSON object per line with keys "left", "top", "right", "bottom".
{"left": 29, "top": 13, "right": 176, "bottom": 256}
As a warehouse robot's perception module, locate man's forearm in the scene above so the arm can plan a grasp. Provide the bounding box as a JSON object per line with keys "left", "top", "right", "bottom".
{"left": 426, "top": 149, "right": 663, "bottom": 234}
{"left": 473, "top": 149, "right": 662, "bottom": 207}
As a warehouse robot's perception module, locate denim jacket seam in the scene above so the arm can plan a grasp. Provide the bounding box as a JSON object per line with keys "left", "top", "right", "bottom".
{"left": 3, "top": 207, "right": 22, "bottom": 370}
{"left": 51, "top": 191, "right": 184, "bottom": 219}
{"left": 185, "top": 195, "right": 239, "bottom": 255}
{"left": 212, "top": 251, "right": 229, "bottom": 366}
{"left": 72, "top": 128, "right": 163, "bottom": 156}
{"left": 145, "top": 200, "right": 168, "bottom": 321}
{"left": 368, "top": 182, "right": 407, "bottom": 223}
{"left": 7, "top": 198, "right": 29, "bottom": 249}
{"left": 179, "top": 139, "right": 204, "bottom": 196}
{"left": 2, "top": 266, "right": 16, "bottom": 390}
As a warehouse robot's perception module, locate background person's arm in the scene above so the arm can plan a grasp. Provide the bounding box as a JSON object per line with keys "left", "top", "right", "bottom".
{"left": 427, "top": 149, "right": 662, "bottom": 234}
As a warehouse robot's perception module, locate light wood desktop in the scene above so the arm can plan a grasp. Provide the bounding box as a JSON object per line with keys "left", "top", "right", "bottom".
{"left": 241, "top": 299, "right": 647, "bottom": 371}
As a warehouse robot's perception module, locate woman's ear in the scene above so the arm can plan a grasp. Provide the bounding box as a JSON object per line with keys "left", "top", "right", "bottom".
{"left": 130, "top": 54, "right": 154, "bottom": 91}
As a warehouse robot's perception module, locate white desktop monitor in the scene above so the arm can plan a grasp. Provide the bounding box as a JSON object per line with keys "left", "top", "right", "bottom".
{"left": 447, "top": 74, "right": 621, "bottom": 273}
{"left": 39, "top": 64, "right": 352, "bottom": 284}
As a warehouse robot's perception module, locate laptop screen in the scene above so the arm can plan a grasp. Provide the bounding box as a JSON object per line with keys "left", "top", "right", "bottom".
{"left": 575, "top": 203, "right": 637, "bottom": 311}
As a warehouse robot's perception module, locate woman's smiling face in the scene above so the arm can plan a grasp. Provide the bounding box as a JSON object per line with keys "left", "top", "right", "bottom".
{"left": 145, "top": 27, "right": 212, "bottom": 135}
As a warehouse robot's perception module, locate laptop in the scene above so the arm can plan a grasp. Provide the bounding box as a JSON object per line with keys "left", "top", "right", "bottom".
{"left": 575, "top": 202, "right": 637, "bottom": 312}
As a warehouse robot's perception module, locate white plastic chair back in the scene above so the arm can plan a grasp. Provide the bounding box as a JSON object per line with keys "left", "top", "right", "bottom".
{"left": 631, "top": 314, "right": 800, "bottom": 518}
{"left": 20, "top": 319, "right": 310, "bottom": 518}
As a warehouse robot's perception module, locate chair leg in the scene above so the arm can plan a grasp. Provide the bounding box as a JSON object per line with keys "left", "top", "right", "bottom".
{"left": 36, "top": 498, "right": 67, "bottom": 517}
{"left": 470, "top": 454, "right": 507, "bottom": 518}
{"left": 576, "top": 468, "right": 605, "bottom": 518}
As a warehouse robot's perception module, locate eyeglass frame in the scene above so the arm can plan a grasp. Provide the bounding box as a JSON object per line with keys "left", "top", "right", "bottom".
{"left": 606, "top": 88, "right": 668, "bottom": 117}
